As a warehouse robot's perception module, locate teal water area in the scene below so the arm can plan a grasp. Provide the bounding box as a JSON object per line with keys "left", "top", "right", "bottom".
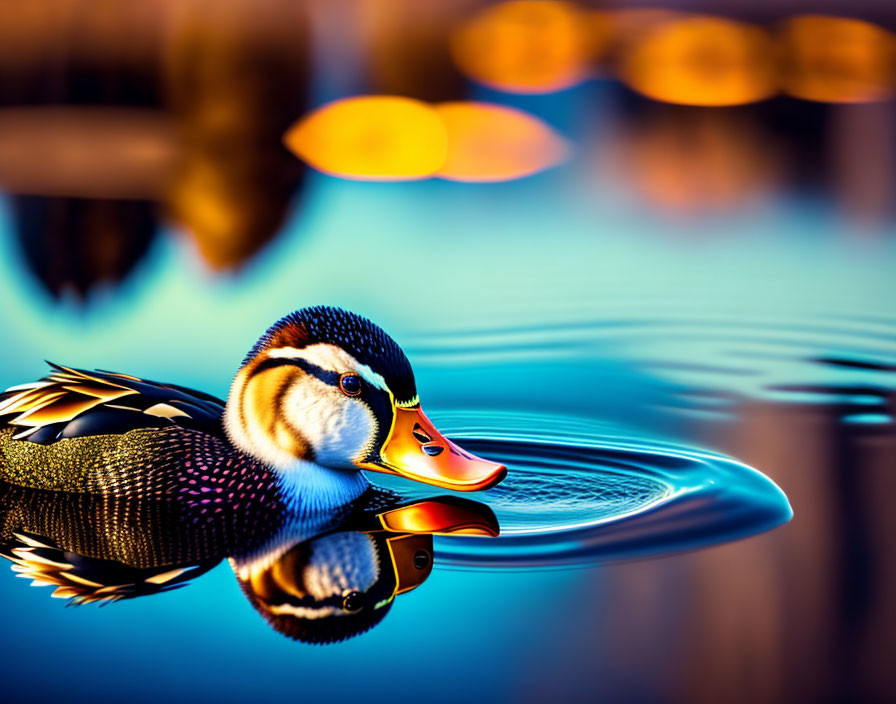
{"left": 0, "top": 149, "right": 893, "bottom": 703}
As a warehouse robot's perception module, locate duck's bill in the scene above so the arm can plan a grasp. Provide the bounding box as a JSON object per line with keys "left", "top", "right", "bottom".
{"left": 358, "top": 407, "right": 507, "bottom": 492}
{"left": 375, "top": 497, "right": 500, "bottom": 537}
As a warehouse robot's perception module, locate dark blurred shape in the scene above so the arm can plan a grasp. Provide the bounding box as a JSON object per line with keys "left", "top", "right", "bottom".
{"left": 0, "top": 0, "right": 311, "bottom": 293}
{"left": 163, "top": 0, "right": 309, "bottom": 270}
{"left": 779, "top": 14, "right": 896, "bottom": 103}
{"left": 352, "top": 0, "right": 472, "bottom": 101}
{"left": 10, "top": 196, "right": 156, "bottom": 301}
{"left": 0, "top": 0, "right": 165, "bottom": 300}
{"left": 451, "top": 0, "right": 596, "bottom": 94}
{"left": 0, "top": 0, "right": 163, "bottom": 107}
{"left": 619, "top": 15, "right": 778, "bottom": 106}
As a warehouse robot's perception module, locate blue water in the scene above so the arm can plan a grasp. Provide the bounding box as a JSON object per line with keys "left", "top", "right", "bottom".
{"left": 378, "top": 410, "right": 790, "bottom": 567}
{"left": 0, "top": 117, "right": 893, "bottom": 702}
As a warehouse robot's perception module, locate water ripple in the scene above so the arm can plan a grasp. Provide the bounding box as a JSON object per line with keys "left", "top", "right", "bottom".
{"left": 370, "top": 411, "right": 792, "bottom": 568}
{"left": 407, "top": 304, "right": 896, "bottom": 421}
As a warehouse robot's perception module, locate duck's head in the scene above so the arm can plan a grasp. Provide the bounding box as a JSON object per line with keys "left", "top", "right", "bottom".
{"left": 224, "top": 306, "right": 506, "bottom": 505}
{"left": 233, "top": 495, "right": 499, "bottom": 644}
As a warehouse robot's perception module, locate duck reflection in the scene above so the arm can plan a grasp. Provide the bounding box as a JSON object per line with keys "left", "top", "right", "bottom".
{"left": 0, "top": 483, "right": 498, "bottom": 643}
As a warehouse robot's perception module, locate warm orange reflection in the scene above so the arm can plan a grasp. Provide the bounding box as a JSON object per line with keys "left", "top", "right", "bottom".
{"left": 163, "top": 0, "right": 309, "bottom": 271}
{"left": 620, "top": 16, "right": 778, "bottom": 106}
{"left": 0, "top": 108, "right": 174, "bottom": 199}
{"left": 779, "top": 15, "right": 896, "bottom": 103}
{"left": 597, "top": 8, "right": 691, "bottom": 62}
{"left": 450, "top": 1, "right": 593, "bottom": 93}
{"left": 435, "top": 102, "right": 568, "bottom": 182}
{"left": 283, "top": 96, "right": 447, "bottom": 181}
{"left": 609, "top": 108, "right": 779, "bottom": 215}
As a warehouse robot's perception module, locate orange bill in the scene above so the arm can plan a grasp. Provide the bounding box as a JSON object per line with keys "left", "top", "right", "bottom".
{"left": 359, "top": 407, "right": 506, "bottom": 491}
{"left": 376, "top": 497, "right": 500, "bottom": 537}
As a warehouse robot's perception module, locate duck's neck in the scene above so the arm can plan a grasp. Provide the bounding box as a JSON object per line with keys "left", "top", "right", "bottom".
{"left": 223, "top": 386, "right": 369, "bottom": 512}
{"left": 276, "top": 459, "right": 370, "bottom": 514}
{"left": 229, "top": 503, "right": 349, "bottom": 580}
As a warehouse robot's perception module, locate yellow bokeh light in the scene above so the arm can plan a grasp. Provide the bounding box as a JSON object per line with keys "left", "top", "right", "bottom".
{"left": 779, "top": 15, "right": 896, "bottom": 103}
{"left": 283, "top": 96, "right": 447, "bottom": 180}
{"left": 450, "top": 1, "right": 593, "bottom": 94}
{"left": 435, "top": 102, "right": 568, "bottom": 182}
{"left": 620, "top": 17, "right": 778, "bottom": 106}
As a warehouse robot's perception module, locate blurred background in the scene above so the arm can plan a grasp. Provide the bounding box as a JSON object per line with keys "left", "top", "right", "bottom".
{"left": 0, "top": 1, "right": 894, "bottom": 703}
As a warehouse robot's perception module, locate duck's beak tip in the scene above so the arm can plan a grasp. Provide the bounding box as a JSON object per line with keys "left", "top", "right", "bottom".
{"left": 476, "top": 463, "right": 507, "bottom": 492}
{"left": 361, "top": 406, "right": 508, "bottom": 492}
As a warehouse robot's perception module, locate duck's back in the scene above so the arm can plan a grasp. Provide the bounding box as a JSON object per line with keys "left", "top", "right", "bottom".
{"left": 0, "top": 364, "right": 280, "bottom": 506}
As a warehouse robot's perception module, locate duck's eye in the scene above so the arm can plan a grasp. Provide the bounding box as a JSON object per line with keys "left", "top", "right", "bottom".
{"left": 342, "top": 590, "right": 365, "bottom": 613}
{"left": 339, "top": 373, "right": 362, "bottom": 397}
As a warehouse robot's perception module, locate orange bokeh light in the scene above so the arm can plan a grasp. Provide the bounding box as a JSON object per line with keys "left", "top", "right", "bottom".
{"left": 283, "top": 95, "right": 447, "bottom": 181}
{"left": 435, "top": 102, "right": 568, "bottom": 182}
{"left": 451, "top": 1, "right": 594, "bottom": 94}
{"left": 620, "top": 16, "right": 778, "bottom": 106}
{"left": 779, "top": 15, "right": 896, "bottom": 103}
{"left": 609, "top": 110, "right": 778, "bottom": 215}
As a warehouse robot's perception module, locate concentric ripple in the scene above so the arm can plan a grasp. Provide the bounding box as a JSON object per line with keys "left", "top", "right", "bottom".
{"left": 405, "top": 298, "right": 896, "bottom": 425}
{"left": 370, "top": 411, "right": 792, "bottom": 568}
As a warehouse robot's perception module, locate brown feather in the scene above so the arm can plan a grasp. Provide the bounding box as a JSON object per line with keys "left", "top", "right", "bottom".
{"left": 243, "top": 363, "right": 311, "bottom": 461}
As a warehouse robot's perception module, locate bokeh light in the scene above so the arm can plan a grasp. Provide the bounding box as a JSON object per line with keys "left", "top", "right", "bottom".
{"left": 450, "top": 1, "right": 594, "bottom": 94}
{"left": 283, "top": 96, "right": 447, "bottom": 181}
{"left": 620, "top": 16, "right": 778, "bottom": 106}
{"left": 435, "top": 102, "right": 569, "bottom": 182}
{"left": 608, "top": 108, "right": 778, "bottom": 215}
{"left": 779, "top": 15, "right": 896, "bottom": 103}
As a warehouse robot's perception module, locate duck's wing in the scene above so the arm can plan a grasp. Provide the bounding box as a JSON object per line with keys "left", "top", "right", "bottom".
{"left": 0, "top": 530, "right": 217, "bottom": 605}
{"left": 0, "top": 364, "right": 226, "bottom": 444}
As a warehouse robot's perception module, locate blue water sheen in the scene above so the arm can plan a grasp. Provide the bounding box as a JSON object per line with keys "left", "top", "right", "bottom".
{"left": 370, "top": 411, "right": 792, "bottom": 568}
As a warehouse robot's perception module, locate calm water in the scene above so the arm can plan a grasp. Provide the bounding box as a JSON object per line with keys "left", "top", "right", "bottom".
{"left": 1, "top": 76, "right": 895, "bottom": 701}
{"left": 378, "top": 410, "right": 790, "bottom": 567}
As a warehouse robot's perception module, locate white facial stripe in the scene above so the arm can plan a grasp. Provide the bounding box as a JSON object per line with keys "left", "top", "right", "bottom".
{"left": 282, "top": 373, "right": 376, "bottom": 467}
{"left": 224, "top": 341, "right": 392, "bottom": 505}
{"left": 304, "top": 532, "right": 379, "bottom": 599}
{"left": 268, "top": 603, "right": 339, "bottom": 620}
{"left": 267, "top": 344, "right": 390, "bottom": 393}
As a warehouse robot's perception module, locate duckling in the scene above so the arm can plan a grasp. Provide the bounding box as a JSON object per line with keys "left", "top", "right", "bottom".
{"left": 0, "top": 306, "right": 506, "bottom": 512}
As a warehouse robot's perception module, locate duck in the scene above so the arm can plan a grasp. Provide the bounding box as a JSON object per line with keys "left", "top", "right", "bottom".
{"left": 233, "top": 494, "right": 499, "bottom": 643}
{"left": 0, "top": 479, "right": 499, "bottom": 643}
{"left": 0, "top": 306, "right": 507, "bottom": 513}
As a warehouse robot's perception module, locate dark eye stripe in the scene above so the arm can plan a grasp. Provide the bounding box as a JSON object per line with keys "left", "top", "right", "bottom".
{"left": 252, "top": 357, "right": 341, "bottom": 387}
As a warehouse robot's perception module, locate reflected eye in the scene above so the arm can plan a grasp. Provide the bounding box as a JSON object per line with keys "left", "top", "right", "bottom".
{"left": 339, "top": 373, "right": 362, "bottom": 397}
{"left": 342, "top": 590, "right": 365, "bottom": 613}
